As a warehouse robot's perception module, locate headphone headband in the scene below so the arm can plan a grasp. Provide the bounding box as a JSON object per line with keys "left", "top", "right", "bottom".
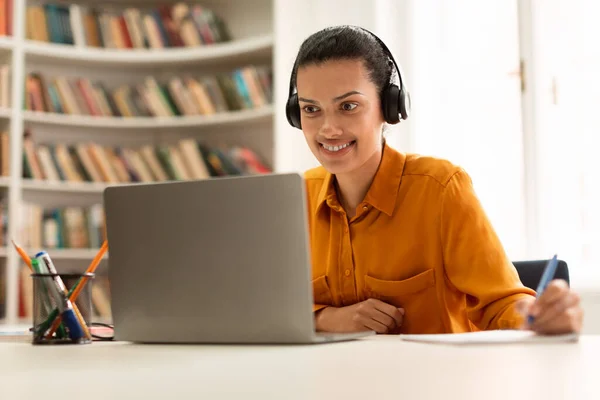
{"left": 288, "top": 27, "right": 405, "bottom": 97}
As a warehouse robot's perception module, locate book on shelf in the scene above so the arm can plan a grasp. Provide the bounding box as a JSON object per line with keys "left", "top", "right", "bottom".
{"left": 24, "top": 65, "right": 272, "bottom": 117}
{"left": 22, "top": 132, "right": 271, "bottom": 184}
{"left": 26, "top": 2, "right": 231, "bottom": 48}
{"left": 20, "top": 203, "right": 106, "bottom": 251}
{"left": 0, "top": 0, "right": 13, "bottom": 37}
{"left": 0, "top": 64, "right": 10, "bottom": 108}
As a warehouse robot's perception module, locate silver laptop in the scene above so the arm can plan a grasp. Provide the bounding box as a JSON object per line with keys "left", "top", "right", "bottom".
{"left": 103, "top": 172, "right": 373, "bottom": 344}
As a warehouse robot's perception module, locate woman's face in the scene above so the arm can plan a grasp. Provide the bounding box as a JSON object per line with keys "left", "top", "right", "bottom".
{"left": 296, "top": 59, "right": 385, "bottom": 175}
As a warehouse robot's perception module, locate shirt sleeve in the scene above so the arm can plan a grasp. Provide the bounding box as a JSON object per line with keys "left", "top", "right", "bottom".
{"left": 440, "top": 168, "right": 536, "bottom": 330}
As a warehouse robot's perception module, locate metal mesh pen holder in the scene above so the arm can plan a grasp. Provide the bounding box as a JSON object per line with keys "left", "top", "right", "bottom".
{"left": 31, "top": 272, "right": 95, "bottom": 345}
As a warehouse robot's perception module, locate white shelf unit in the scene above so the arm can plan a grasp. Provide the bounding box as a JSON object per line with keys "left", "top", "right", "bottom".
{"left": 1, "top": 0, "right": 275, "bottom": 324}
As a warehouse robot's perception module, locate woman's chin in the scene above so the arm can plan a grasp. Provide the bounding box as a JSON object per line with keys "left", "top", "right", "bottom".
{"left": 320, "top": 158, "right": 358, "bottom": 175}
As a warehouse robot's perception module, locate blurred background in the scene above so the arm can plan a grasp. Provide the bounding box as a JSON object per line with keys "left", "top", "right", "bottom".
{"left": 0, "top": 0, "right": 597, "bottom": 332}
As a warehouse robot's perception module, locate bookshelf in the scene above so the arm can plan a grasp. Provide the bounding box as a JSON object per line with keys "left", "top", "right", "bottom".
{"left": 24, "top": 34, "right": 273, "bottom": 66}
{"left": 0, "top": 0, "right": 275, "bottom": 324}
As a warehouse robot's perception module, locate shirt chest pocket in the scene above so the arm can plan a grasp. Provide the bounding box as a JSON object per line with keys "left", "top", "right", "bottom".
{"left": 364, "top": 269, "right": 443, "bottom": 334}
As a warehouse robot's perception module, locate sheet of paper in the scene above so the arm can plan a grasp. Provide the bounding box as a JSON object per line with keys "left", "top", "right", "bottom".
{"left": 399, "top": 330, "right": 579, "bottom": 345}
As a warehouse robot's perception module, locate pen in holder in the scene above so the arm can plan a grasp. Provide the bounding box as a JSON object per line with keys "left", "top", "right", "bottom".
{"left": 31, "top": 272, "right": 95, "bottom": 345}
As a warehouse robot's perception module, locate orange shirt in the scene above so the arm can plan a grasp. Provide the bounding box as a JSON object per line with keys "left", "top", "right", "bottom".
{"left": 304, "top": 143, "right": 535, "bottom": 334}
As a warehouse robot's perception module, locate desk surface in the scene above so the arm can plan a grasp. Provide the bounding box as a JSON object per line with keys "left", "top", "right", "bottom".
{"left": 2, "top": 335, "right": 599, "bottom": 400}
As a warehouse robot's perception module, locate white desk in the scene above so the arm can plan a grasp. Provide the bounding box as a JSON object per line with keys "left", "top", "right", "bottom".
{"left": 2, "top": 335, "right": 599, "bottom": 400}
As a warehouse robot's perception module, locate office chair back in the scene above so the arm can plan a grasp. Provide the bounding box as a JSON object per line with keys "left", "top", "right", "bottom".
{"left": 512, "top": 259, "right": 570, "bottom": 291}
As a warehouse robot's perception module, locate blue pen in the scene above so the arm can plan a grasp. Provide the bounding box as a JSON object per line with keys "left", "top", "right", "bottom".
{"left": 527, "top": 254, "right": 559, "bottom": 325}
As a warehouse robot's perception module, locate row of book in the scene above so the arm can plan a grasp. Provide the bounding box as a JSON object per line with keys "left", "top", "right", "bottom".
{"left": 20, "top": 203, "right": 105, "bottom": 251}
{"left": 26, "top": 2, "right": 230, "bottom": 49}
{"left": 25, "top": 65, "right": 272, "bottom": 117}
{"left": 0, "top": 64, "right": 10, "bottom": 108}
{"left": 23, "top": 133, "right": 270, "bottom": 184}
{"left": 0, "top": 131, "right": 9, "bottom": 177}
{"left": 0, "top": 202, "right": 106, "bottom": 248}
{"left": 0, "top": 0, "right": 13, "bottom": 37}
{"left": 19, "top": 268, "right": 112, "bottom": 321}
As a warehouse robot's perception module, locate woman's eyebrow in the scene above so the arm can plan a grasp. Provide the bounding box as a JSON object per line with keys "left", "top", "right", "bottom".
{"left": 298, "top": 90, "right": 364, "bottom": 105}
{"left": 332, "top": 90, "right": 364, "bottom": 102}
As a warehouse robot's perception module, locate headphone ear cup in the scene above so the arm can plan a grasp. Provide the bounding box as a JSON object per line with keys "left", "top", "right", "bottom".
{"left": 382, "top": 84, "right": 400, "bottom": 124}
{"left": 286, "top": 94, "right": 302, "bottom": 129}
{"left": 398, "top": 88, "right": 410, "bottom": 121}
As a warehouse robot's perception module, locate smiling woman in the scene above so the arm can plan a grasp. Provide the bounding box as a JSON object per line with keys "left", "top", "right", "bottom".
{"left": 285, "top": 25, "right": 584, "bottom": 336}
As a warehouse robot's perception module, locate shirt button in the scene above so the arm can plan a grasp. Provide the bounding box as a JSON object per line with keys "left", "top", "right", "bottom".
{"left": 344, "top": 269, "right": 351, "bottom": 277}
{"left": 363, "top": 205, "right": 369, "bottom": 211}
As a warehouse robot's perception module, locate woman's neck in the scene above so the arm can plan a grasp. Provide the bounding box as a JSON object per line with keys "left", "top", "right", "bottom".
{"left": 334, "top": 146, "right": 383, "bottom": 218}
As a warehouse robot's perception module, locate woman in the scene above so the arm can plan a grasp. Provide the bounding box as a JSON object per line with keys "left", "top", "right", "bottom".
{"left": 286, "top": 25, "right": 583, "bottom": 335}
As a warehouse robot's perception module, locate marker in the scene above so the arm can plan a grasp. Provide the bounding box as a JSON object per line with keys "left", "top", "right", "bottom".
{"left": 527, "top": 254, "right": 559, "bottom": 325}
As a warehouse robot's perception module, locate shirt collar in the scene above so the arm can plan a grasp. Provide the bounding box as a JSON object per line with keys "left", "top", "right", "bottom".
{"left": 314, "top": 142, "right": 406, "bottom": 216}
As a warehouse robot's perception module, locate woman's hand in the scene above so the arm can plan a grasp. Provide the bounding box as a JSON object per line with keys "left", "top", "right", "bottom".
{"left": 519, "top": 279, "right": 584, "bottom": 334}
{"left": 315, "top": 298, "right": 404, "bottom": 334}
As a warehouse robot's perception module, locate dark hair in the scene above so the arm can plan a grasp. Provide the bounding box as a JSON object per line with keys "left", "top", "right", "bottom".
{"left": 291, "top": 25, "right": 395, "bottom": 97}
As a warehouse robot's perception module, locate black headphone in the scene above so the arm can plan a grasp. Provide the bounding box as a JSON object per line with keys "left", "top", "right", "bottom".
{"left": 285, "top": 27, "right": 410, "bottom": 130}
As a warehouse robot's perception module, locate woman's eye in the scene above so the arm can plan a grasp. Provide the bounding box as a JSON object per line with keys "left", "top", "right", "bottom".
{"left": 302, "top": 105, "right": 320, "bottom": 113}
{"left": 341, "top": 103, "right": 358, "bottom": 111}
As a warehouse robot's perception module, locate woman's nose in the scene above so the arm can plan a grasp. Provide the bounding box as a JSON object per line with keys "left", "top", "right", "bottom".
{"left": 319, "top": 113, "right": 343, "bottom": 136}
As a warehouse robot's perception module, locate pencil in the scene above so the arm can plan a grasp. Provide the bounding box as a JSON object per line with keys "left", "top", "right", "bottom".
{"left": 12, "top": 240, "right": 32, "bottom": 271}
{"left": 11, "top": 240, "right": 91, "bottom": 340}
{"left": 45, "top": 240, "right": 108, "bottom": 338}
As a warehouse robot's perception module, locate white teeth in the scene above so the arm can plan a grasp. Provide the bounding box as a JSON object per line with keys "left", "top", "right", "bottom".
{"left": 323, "top": 142, "right": 352, "bottom": 152}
